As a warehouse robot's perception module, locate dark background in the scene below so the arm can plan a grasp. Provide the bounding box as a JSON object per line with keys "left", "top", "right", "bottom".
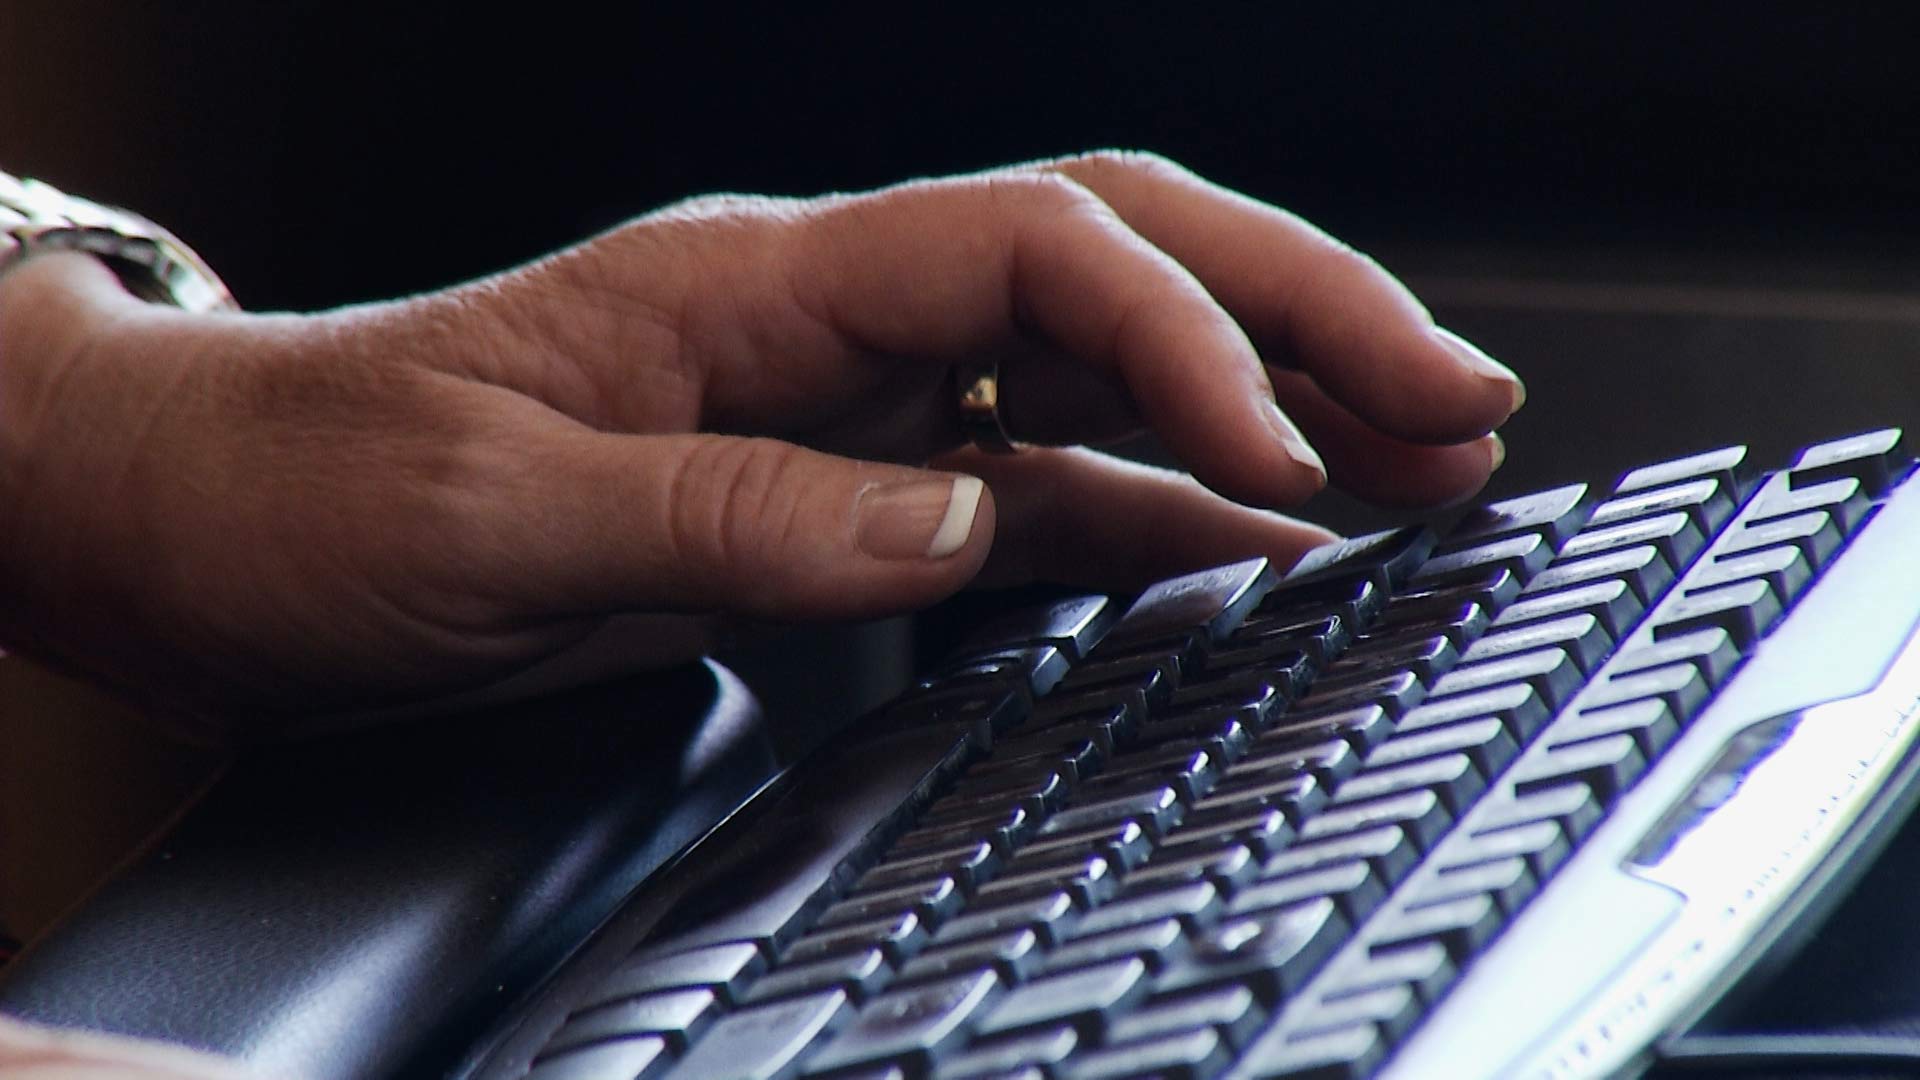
{"left": 7, "top": 1, "right": 1920, "bottom": 715}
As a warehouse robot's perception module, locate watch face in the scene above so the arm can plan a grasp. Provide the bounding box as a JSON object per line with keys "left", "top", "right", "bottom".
{"left": 0, "top": 170, "right": 236, "bottom": 313}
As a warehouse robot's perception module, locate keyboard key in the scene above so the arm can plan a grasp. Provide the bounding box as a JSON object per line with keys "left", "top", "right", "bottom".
{"left": 1107, "top": 985, "right": 1264, "bottom": 1049}
{"left": 1397, "top": 682, "right": 1548, "bottom": 741}
{"left": 1215, "top": 612, "right": 1349, "bottom": 668}
{"left": 1748, "top": 476, "right": 1870, "bottom": 535}
{"left": 549, "top": 989, "right": 719, "bottom": 1055}
{"left": 1559, "top": 510, "right": 1703, "bottom": 569}
{"left": 595, "top": 941, "right": 765, "bottom": 1009}
{"left": 1041, "top": 786, "right": 1184, "bottom": 840}
{"left": 1409, "top": 855, "right": 1535, "bottom": 917}
{"left": 960, "top": 594, "right": 1116, "bottom": 661}
{"left": 1187, "top": 772, "right": 1325, "bottom": 827}
{"left": 1260, "top": 826, "right": 1418, "bottom": 886}
{"left": 1522, "top": 544, "right": 1672, "bottom": 605}
{"left": 1583, "top": 661, "right": 1711, "bottom": 719}
{"left": 1550, "top": 698, "right": 1679, "bottom": 758}
{"left": 1609, "top": 628, "right": 1742, "bottom": 687}
{"left": 1232, "top": 1023, "right": 1388, "bottom": 1080}
{"left": 973, "top": 855, "right": 1116, "bottom": 909}
{"left": 1511, "top": 733, "right": 1647, "bottom": 805}
{"left": 1390, "top": 567, "right": 1523, "bottom": 618}
{"left": 1368, "top": 893, "right": 1502, "bottom": 959}
{"left": 1472, "top": 783, "right": 1603, "bottom": 843}
{"left": 1331, "top": 753, "right": 1483, "bottom": 815}
{"left": 978, "top": 957, "right": 1150, "bottom": 1037}
{"left": 817, "top": 876, "right": 961, "bottom": 930}
{"left": 1369, "top": 598, "right": 1489, "bottom": 646}
{"left": 928, "top": 645, "right": 1070, "bottom": 699}
{"left": 1156, "top": 807, "right": 1293, "bottom": 861}
{"left": 897, "top": 928, "right": 1043, "bottom": 987}
{"left": 1289, "top": 984, "right": 1420, "bottom": 1043}
{"left": 860, "top": 841, "right": 1000, "bottom": 896}
{"left": 804, "top": 969, "right": 1001, "bottom": 1074}
{"left": 1321, "top": 634, "right": 1456, "bottom": 685}
{"left": 1460, "top": 613, "right": 1612, "bottom": 675}
{"left": 1058, "top": 1027, "right": 1229, "bottom": 1080}
{"left": 1492, "top": 578, "right": 1641, "bottom": 638}
{"left": 1038, "top": 917, "right": 1187, "bottom": 976}
{"left": 1655, "top": 578, "right": 1781, "bottom": 649}
{"left": 1299, "top": 789, "right": 1452, "bottom": 852}
{"left": 935, "top": 1026, "right": 1078, "bottom": 1078}
{"left": 1227, "top": 861, "right": 1384, "bottom": 923}
{"left": 1318, "top": 940, "right": 1457, "bottom": 1008}
{"left": 1789, "top": 427, "right": 1910, "bottom": 496}
{"left": 1690, "top": 544, "right": 1812, "bottom": 606}
{"left": 1587, "top": 476, "right": 1733, "bottom": 535}
{"left": 1259, "top": 705, "right": 1392, "bottom": 755}
{"left": 1017, "top": 819, "right": 1153, "bottom": 869}
{"left": 1260, "top": 576, "right": 1386, "bottom": 631}
{"left": 936, "top": 893, "right": 1078, "bottom": 947}
{"left": 1718, "top": 510, "right": 1843, "bottom": 568}
{"left": 1070, "top": 882, "right": 1222, "bottom": 938}
{"left": 529, "top": 1037, "right": 670, "bottom": 1080}
{"left": 1444, "top": 819, "right": 1570, "bottom": 881}
{"left": 1614, "top": 444, "right": 1754, "bottom": 500}
{"left": 1284, "top": 526, "right": 1435, "bottom": 589}
{"left": 785, "top": 911, "right": 927, "bottom": 966}
{"left": 1411, "top": 532, "right": 1551, "bottom": 586}
{"left": 1442, "top": 481, "right": 1593, "bottom": 549}
{"left": 1231, "top": 738, "right": 1357, "bottom": 788}
{"left": 1107, "top": 558, "right": 1277, "bottom": 646}
{"left": 663, "top": 989, "right": 851, "bottom": 1080}
{"left": 1428, "top": 647, "right": 1582, "bottom": 711}
{"left": 1364, "top": 716, "right": 1517, "bottom": 778}
{"left": 743, "top": 948, "right": 890, "bottom": 1006}
{"left": 1125, "top": 844, "right": 1258, "bottom": 895}
{"left": 1153, "top": 897, "right": 1347, "bottom": 1000}
{"left": 1295, "top": 670, "right": 1425, "bottom": 720}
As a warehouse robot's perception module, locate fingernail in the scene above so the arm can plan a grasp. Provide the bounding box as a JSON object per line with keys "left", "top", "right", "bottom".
{"left": 1433, "top": 328, "right": 1526, "bottom": 415}
{"left": 856, "top": 475, "right": 984, "bottom": 560}
{"left": 1265, "top": 402, "right": 1327, "bottom": 487}
{"left": 1487, "top": 432, "right": 1507, "bottom": 472}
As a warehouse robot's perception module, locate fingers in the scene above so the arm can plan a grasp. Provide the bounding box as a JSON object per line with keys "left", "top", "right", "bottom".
{"left": 786, "top": 174, "right": 1331, "bottom": 506}
{"left": 0, "top": 1013, "right": 261, "bottom": 1079}
{"left": 1270, "top": 368, "right": 1504, "bottom": 508}
{"left": 940, "top": 446, "right": 1339, "bottom": 591}
{"left": 1037, "top": 151, "right": 1524, "bottom": 444}
{"left": 500, "top": 432, "right": 995, "bottom": 620}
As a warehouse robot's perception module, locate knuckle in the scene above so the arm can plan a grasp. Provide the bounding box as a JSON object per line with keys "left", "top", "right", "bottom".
{"left": 667, "top": 437, "right": 809, "bottom": 578}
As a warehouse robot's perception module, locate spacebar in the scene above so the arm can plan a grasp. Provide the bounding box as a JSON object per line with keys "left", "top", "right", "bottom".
{"left": 640, "top": 720, "right": 984, "bottom": 953}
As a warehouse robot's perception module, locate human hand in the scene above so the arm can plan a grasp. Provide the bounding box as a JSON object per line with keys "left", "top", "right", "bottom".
{"left": 0, "top": 152, "right": 1520, "bottom": 731}
{"left": 0, "top": 1013, "right": 263, "bottom": 1079}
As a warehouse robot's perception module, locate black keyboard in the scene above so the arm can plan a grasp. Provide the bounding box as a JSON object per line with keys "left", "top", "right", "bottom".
{"left": 497, "top": 429, "right": 1920, "bottom": 1080}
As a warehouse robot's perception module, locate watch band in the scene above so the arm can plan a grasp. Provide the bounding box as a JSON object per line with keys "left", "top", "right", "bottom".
{"left": 0, "top": 169, "right": 236, "bottom": 313}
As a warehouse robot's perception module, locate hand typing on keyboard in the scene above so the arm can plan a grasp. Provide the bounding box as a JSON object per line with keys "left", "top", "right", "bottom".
{"left": 0, "top": 151, "right": 1521, "bottom": 732}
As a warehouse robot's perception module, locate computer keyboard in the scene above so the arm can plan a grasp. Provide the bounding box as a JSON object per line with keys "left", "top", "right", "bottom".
{"left": 502, "top": 428, "right": 1920, "bottom": 1080}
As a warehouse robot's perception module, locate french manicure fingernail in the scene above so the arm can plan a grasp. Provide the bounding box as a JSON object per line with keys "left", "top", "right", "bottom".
{"left": 1488, "top": 432, "right": 1507, "bottom": 472}
{"left": 1434, "top": 327, "right": 1526, "bottom": 415}
{"left": 856, "top": 475, "right": 984, "bottom": 560}
{"left": 1266, "top": 402, "right": 1327, "bottom": 485}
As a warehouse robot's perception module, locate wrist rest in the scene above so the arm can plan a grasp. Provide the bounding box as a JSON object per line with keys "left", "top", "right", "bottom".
{"left": 0, "top": 659, "right": 777, "bottom": 1080}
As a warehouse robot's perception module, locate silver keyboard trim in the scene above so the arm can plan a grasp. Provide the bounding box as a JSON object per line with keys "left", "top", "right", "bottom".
{"left": 1382, "top": 469, "right": 1920, "bottom": 1080}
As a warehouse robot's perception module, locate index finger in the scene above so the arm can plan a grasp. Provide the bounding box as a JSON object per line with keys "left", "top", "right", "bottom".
{"left": 1036, "top": 151, "right": 1525, "bottom": 444}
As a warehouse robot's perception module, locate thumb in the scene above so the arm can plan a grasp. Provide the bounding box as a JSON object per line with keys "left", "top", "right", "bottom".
{"left": 513, "top": 432, "right": 995, "bottom": 620}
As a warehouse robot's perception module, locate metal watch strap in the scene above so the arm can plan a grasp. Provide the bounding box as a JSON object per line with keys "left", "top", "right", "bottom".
{"left": 0, "top": 169, "right": 236, "bottom": 313}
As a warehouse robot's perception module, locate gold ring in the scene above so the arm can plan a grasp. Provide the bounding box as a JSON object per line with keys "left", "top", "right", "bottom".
{"left": 956, "top": 363, "right": 1023, "bottom": 454}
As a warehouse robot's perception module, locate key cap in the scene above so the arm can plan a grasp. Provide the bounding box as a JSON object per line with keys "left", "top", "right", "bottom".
{"left": 1055, "top": 652, "right": 1179, "bottom": 702}
{"left": 1397, "top": 682, "right": 1548, "bottom": 741}
{"left": 1365, "top": 716, "right": 1517, "bottom": 778}
{"left": 593, "top": 941, "right": 766, "bottom": 1009}
{"left": 1412, "top": 532, "right": 1551, "bottom": 586}
{"left": 1059, "top": 1027, "right": 1230, "bottom": 1080}
{"left": 1038, "top": 917, "right": 1187, "bottom": 976}
{"left": 1473, "top": 783, "right": 1603, "bottom": 843}
{"left": 1295, "top": 670, "right": 1425, "bottom": 720}
{"left": 973, "top": 855, "right": 1116, "bottom": 909}
{"left": 1260, "top": 826, "right": 1418, "bottom": 887}
{"left": 1369, "top": 599, "right": 1489, "bottom": 647}
{"left": 1227, "top": 861, "right": 1384, "bottom": 924}
{"left": 1427, "top": 647, "right": 1581, "bottom": 711}
{"left": 977, "top": 957, "right": 1150, "bottom": 1037}
{"left": 1718, "top": 510, "right": 1842, "bottom": 568}
{"left": 1655, "top": 578, "right": 1781, "bottom": 650}
{"left": 1299, "top": 789, "right": 1451, "bottom": 852}
{"left": 1231, "top": 1023, "right": 1388, "bottom": 1080}
{"left": 1614, "top": 444, "right": 1754, "bottom": 500}
{"left": 1584, "top": 661, "right": 1710, "bottom": 719}
{"left": 1156, "top": 807, "right": 1293, "bottom": 861}
{"left": 1445, "top": 819, "right": 1570, "bottom": 880}
{"left": 1789, "top": 427, "right": 1910, "bottom": 496}
{"left": 1124, "top": 844, "right": 1257, "bottom": 896}
{"left": 662, "top": 989, "right": 851, "bottom": 1080}
{"left": 959, "top": 594, "right": 1116, "bottom": 661}
{"left": 1259, "top": 705, "right": 1392, "bottom": 755}
{"left": 1609, "top": 628, "right": 1742, "bottom": 687}
{"left": 1492, "top": 578, "right": 1641, "bottom": 639}
{"left": 1108, "top": 558, "right": 1277, "bottom": 647}
{"left": 1368, "top": 893, "right": 1502, "bottom": 959}
{"left": 1153, "top": 897, "right": 1347, "bottom": 1001}
{"left": 1461, "top": 613, "right": 1611, "bottom": 675}
{"left": 935, "top": 892, "right": 1077, "bottom": 947}
{"left": 935, "top": 1026, "right": 1078, "bottom": 1079}
{"left": 785, "top": 912, "right": 927, "bottom": 966}
{"left": 1022, "top": 701, "right": 1137, "bottom": 756}
{"left": 1215, "top": 612, "right": 1349, "bottom": 669}
{"left": 1070, "top": 882, "right": 1222, "bottom": 938}
{"left": 1559, "top": 511, "right": 1703, "bottom": 569}
{"left": 1523, "top": 544, "right": 1672, "bottom": 606}
{"left": 1163, "top": 678, "right": 1286, "bottom": 730}
{"left": 1391, "top": 567, "right": 1524, "bottom": 618}
{"left": 892, "top": 807, "right": 1034, "bottom": 861}
{"left": 803, "top": 969, "right": 1001, "bottom": 1074}
{"left": 1320, "top": 634, "right": 1456, "bottom": 686}
{"left": 1040, "top": 787, "right": 1184, "bottom": 840}
{"left": 549, "top": 989, "right": 719, "bottom": 1055}
{"left": 743, "top": 948, "right": 892, "bottom": 1006}
{"left": 529, "top": 1037, "right": 670, "bottom": 1080}
{"left": 1587, "top": 476, "right": 1733, "bottom": 535}
{"left": 1331, "top": 753, "right": 1483, "bottom": 815}
{"left": 973, "top": 736, "right": 1105, "bottom": 786}
{"left": 1284, "top": 526, "right": 1435, "bottom": 589}
{"left": 1017, "top": 819, "right": 1153, "bottom": 869}
{"left": 1410, "top": 856, "right": 1535, "bottom": 917}
{"left": 1232, "top": 738, "right": 1357, "bottom": 788}
{"left": 1443, "top": 482, "right": 1593, "bottom": 549}
{"left": 1317, "top": 940, "right": 1457, "bottom": 1008}
{"left": 1108, "top": 986, "right": 1264, "bottom": 1048}
{"left": 1511, "top": 733, "right": 1647, "bottom": 805}
{"left": 1259, "top": 577, "right": 1386, "bottom": 632}
{"left": 860, "top": 841, "right": 1000, "bottom": 896}
{"left": 1289, "top": 984, "right": 1420, "bottom": 1043}
{"left": 1187, "top": 772, "right": 1325, "bottom": 827}
{"left": 1551, "top": 698, "right": 1679, "bottom": 758}
{"left": 1749, "top": 476, "right": 1870, "bottom": 535}
{"left": 1691, "top": 544, "right": 1812, "bottom": 607}
{"left": 883, "top": 684, "right": 1029, "bottom": 741}
{"left": 897, "top": 928, "right": 1043, "bottom": 988}
{"left": 928, "top": 645, "right": 1070, "bottom": 699}
{"left": 817, "top": 877, "right": 962, "bottom": 930}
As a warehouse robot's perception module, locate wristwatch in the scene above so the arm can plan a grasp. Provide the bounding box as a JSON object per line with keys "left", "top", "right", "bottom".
{"left": 0, "top": 169, "right": 236, "bottom": 313}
